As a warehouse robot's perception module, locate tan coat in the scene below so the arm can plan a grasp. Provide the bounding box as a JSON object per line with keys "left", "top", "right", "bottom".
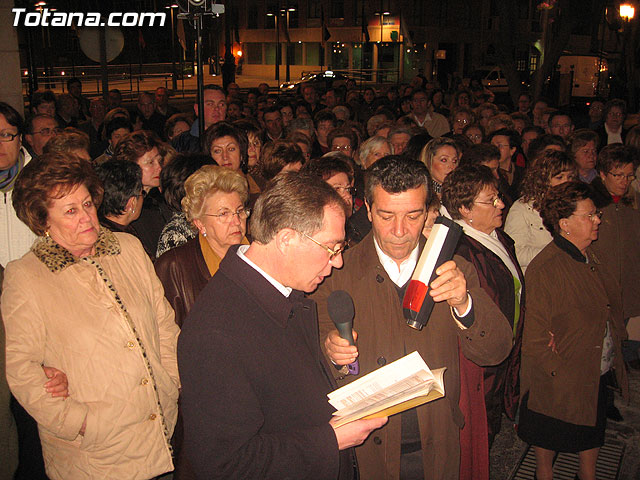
{"left": 521, "top": 240, "right": 628, "bottom": 426}
{"left": 313, "top": 233, "right": 513, "bottom": 480}
{"left": 2, "top": 230, "right": 179, "bottom": 480}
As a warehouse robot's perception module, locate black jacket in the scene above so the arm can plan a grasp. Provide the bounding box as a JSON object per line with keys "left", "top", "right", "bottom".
{"left": 178, "top": 246, "right": 355, "bottom": 480}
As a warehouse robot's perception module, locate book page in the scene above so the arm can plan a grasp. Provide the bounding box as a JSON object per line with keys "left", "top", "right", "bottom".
{"left": 327, "top": 351, "right": 447, "bottom": 427}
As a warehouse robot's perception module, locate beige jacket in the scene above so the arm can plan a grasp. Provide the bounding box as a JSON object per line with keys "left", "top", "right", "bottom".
{"left": 2, "top": 230, "right": 179, "bottom": 480}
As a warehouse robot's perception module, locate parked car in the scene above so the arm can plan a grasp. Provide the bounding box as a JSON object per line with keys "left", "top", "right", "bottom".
{"left": 279, "top": 71, "right": 350, "bottom": 94}
{"left": 473, "top": 66, "right": 509, "bottom": 92}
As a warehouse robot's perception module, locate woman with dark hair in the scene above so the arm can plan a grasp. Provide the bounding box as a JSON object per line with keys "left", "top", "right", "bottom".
{"left": 113, "top": 130, "right": 175, "bottom": 257}
{"left": 463, "top": 123, "right": 484, "bottom": 145}
{"left": 442, "top": 164, "right": 524, "bottom": 479}
{"left": 164, "top": 113, "right": 192, "bottom": 142}
{"left": 526, "top": 133, "right": 566, "bottom": 164}
{"left": 233, "top": 119, "right": 263, "bottom": 169}
{"left": 258, "top": 140, "right": 305, "bottom": 182}
{"left": 488, "top": 128, "right": 525, "bottom": 201}
{"left": 95, "top": 117, "right": 133, "bottom": 164}
{"left": 95, "top": 158, "right": 144, "bottom": 239}
{"left": 402, "top": 132, "right": 432, "bottom": 163}
{"left": 568, "top": 129, "right": 599, "bottom": 184}
{"left": 203, "top": 121, "right": 248, "bottom": 173}
{"left": 3, "top": 153, "right": 179, "bottom": 479}
{"left": 590, "top": 145, "right": 640, "bottom": 372}
{"left": 518, "top": 181, "right": 628, "bottom": 480}
{"left": 504, "top": 150, "right": 576, "bottom": 272}
{"left": 156, "top": 154, "right": 215, "bottom": 257}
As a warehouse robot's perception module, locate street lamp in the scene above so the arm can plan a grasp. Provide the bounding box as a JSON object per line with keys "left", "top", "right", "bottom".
{"left": 285, "top": 7, "right": 296, "bottom": 83}
{"left": 266, "top": 11, "right": 280, "bottom": 83}
{"left": 165, "top": 3, "right": 179, "bottom": 90}
{"left": 35, "top": 1, "right": 51, "bottom": 88}
{"left": 620, "top": 4, "right": 635, "bottom": 21}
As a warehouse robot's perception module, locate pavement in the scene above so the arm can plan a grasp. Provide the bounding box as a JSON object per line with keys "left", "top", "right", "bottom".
{"left": 489, "top": 366, "right": 640, "bottom": 479}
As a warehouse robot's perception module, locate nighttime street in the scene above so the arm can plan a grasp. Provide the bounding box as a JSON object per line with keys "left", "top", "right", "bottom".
{"left": 1, "top": 1, "right": 640, "bottom": 479}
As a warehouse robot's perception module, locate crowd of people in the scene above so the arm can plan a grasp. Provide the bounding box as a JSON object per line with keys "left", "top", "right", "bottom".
{"left": 1, "top": 73, "right": 639, "bottom": 480}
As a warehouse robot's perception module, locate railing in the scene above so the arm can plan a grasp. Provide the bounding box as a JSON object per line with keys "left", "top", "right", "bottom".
{"left": 21, "top": 62, "right": 191, "bottom": 101}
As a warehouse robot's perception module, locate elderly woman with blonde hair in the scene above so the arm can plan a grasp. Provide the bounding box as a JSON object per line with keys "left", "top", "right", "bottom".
{"left": 155, "top": 165, "right": 250, "bottom": 328}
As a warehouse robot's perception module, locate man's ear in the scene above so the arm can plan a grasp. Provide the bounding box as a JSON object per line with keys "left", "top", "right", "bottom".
{"left": 193, "top": 102, "right": 199, "bottom": 118}
{"left": 365, "top": 200, "right": 373, "bottom": 223}
{"left": 274, "top": 228, "right": 298, "bottom": 255}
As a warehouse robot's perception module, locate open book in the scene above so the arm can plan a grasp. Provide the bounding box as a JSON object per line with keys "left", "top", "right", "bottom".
{"left": 328, "top": 351, "right": 446, "bottom": 427}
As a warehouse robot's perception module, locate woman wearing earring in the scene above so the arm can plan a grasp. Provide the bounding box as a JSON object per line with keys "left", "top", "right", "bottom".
{"left": 155, "top": 165, "right": 250, "bottom": 328}
{"left": 518, "top": 181, "right": 628, "bottom": 480}
{"left": 95, "top": 159, "right": 144, "bottom": 240}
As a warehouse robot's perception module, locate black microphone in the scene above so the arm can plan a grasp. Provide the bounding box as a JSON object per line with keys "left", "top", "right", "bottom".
{"left": 327, "top": 290, "right": 359, "bottom": 375}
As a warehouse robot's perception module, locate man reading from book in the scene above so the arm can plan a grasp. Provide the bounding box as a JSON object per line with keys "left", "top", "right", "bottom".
{"left": 178, "top": 172, "right": 386, "bottom": 479}
{"left": 313, "top": 156, "right": 512, "bottom": 480}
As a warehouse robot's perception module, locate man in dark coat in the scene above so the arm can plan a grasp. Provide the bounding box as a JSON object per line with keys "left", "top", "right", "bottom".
{"left": 178, "top": 173, "right": 386, "bottom": 479}
{"left": 314, "top": 156, "right": 513, "bottom": 480}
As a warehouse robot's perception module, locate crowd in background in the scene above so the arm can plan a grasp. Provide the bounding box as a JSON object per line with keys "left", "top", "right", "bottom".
{"left": 1, "top": 72, "right": 640, "bottom": 480}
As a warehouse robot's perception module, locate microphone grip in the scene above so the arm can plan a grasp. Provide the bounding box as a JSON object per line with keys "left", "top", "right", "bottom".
{"left": 333, "top": 321, "right": 360, "bottom": 375}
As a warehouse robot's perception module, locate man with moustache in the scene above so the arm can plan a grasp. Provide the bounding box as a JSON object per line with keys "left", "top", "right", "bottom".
{"left": 314, "top": 156, "right": 512, "bottom": 480}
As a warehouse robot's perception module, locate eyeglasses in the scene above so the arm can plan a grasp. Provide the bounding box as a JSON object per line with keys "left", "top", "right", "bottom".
{"left": 333, "top": 144, "right": 352, "bottom": 151}
{"left": 204, "top": 207, "right": 251, "bottom": 223}
{"left": 332, "top": 185, "right": 355, "bottom": 196}
{"left": 474, "top": 194, "right": 504, "bottom": 208}
{"left": 298, "top": 231, "right": 346, "bottom": 261}
{"left": 573, "top": 210, "right": 603, "bottom": 222}
{"left": 607, "top": 171, "right": 636, "bottom": 181}
{"left": 33, "top": 127, "right": 62, "bottom": 136}
{"left": 0, "top": 131, "right": 19, "bottom": 142}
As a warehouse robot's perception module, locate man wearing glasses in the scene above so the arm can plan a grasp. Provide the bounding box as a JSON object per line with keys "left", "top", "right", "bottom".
{"left": 24, "top": 114, "right": 61, "bottom": 158}
{"left": 178, "top": 172, "right": 386, "bottom": 479}
{"left": 314, "top": 156, "right": 512, "bottom": 480}
{"left": 0, "top": 102, "right": 36, "bottom": 266}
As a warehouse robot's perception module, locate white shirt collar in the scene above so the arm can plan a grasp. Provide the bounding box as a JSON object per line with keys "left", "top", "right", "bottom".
{"left": 236, "top": 245, "right": 292, "bottom": 298}
{"left": 373, "top": 237, "right": 420, "bottom": 287}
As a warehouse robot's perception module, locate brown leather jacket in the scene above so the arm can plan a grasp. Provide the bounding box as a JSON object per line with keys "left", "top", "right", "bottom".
{"left": 155, "top": 237, "right": 210, "bottom": 328}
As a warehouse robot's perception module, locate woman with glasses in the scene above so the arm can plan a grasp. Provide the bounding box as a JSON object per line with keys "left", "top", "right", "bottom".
{"left": 441, "top": 164, "right": 524, "bottom": 480}
{"left": 590, "top": 145, "right": 640, "bottom": 376}
{"left": 449, "top": 107, "right": 474, "bottom": 135}
{"left": 505, "top": 150, "right": 577, "bottom": 272}
{"left": 518, "top": 181, "right": 628, "bottom": 480}
{"left": 327, "top": 126, "right": 359, "bottom": 160}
